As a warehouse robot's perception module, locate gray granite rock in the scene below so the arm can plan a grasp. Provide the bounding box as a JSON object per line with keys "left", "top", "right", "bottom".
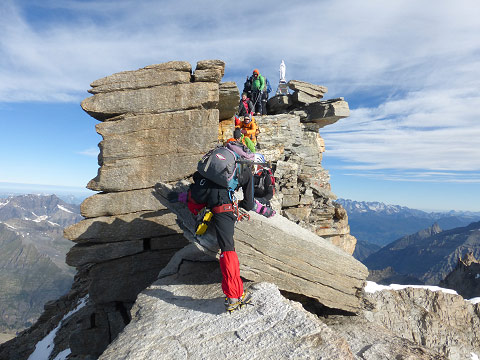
{"left": 218, "top": 82, "right": 239, "bottom": 120}
{"left": 81, "top": 82, "right": 218, "bottom": 121}
{"left": 88, "top": 62, "right": 192, "bottom": 94}
{"left": 363, "top": 286, "right": 480, "bottom": 359}
{"left": 255, "top": 114, "right": 357, "bottom": 254}
{"left": 66, "top": 241, "right": 144, "bottom": 267}
{"left": 64, "top": 211, "right": 181, "bottom": 243}
{"left": 288, "top": 80, "right": 328, "bottom": 101}
{"left": 87, "top": 109, "right": 218, "bottom": 192}
{"left": 302, "top": 98, "right": 350, "bottom": 126}
{"left": 324, "top": 315, "right": 444, "bottom": 360}
{"left": 99, "top": 261, "right": 354, "bottom": 360}
{"left": 80, "top": 188, "right": 167, "bottom": 218}
{"left": 89, "top": 249, "right": 187, "bottom": 304}
{"left": 195, "top": 59, "right": 225, "bottom": 77}
{"left": 193, "top": 68, "right": 223, "bottom": 83}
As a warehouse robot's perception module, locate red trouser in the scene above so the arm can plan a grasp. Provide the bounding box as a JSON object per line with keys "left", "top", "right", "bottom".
{"left": 219, "top": 251, "right": 243, "bottom": 299}
{"left": 213, "top": 207, "right": 243, "bottom": 299}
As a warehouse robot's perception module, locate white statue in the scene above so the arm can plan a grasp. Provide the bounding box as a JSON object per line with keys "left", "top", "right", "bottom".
{"left": 279, "top": 60, "right": 286, "bottom": 83}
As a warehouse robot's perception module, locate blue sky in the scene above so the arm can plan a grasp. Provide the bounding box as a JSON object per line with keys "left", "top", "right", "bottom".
{"left": 0, "top": 0, "right": 479, "bottom": 211}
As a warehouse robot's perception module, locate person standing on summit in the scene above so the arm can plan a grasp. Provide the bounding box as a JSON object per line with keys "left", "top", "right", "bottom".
{"left": 250, "top": 69, "right": 266, "bottom": 115}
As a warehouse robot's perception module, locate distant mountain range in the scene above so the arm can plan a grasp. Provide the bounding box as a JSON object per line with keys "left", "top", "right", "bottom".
{"left": 0, "top": 195, "right": 82, "bottom": 333}
{"left": 336, "top": 199, "right": 480, "bottom": 261}
{"left": 363, "top": 221, "right": 480, "bottom": 286}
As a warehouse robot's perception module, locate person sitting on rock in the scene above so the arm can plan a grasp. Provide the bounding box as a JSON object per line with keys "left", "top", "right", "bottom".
{"left": 235, "top": 114, "right": 259, "bottom": 145}
{"left": 250, "top": 69, "right": 266, "bottom": 115}
{"left": 238, "top": 92, "right": 254, "bottom": 118}
{"left": 226, "top": 128, "right": 256, "bottom": 153}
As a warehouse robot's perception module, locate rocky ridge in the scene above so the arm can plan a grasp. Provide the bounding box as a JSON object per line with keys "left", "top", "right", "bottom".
{"left": 440, "top": 252, "right": 480, "bottom": 299}
{"left": 1, "top": 60, "right": 479, "bottom": 360}
{"left": 364, "top": 221, "right": 480, "bottom": 285}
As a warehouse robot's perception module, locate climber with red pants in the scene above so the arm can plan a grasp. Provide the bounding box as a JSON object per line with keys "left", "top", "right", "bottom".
{"left": 186, "top": 169, "right": 256, "bottom": 312}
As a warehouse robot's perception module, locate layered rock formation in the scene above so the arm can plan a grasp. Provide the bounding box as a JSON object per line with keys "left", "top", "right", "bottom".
{"left": 0, "top": 60, "right": 367, "bottom": 360}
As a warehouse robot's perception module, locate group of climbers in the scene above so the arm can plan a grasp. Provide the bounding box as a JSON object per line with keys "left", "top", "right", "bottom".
{"left": 242, "top": 69, "right": 270, "bottom": 116}
{"left": 170, "top": 67, "right": 276, "bottom": 313}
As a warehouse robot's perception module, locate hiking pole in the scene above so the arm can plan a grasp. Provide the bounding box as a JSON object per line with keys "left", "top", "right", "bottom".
{"left": 252, "top": 91, "right": 262, "bottom": 110}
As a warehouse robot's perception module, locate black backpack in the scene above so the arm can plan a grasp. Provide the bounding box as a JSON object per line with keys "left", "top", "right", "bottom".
{"left": 254, "top": 168, "right": 275, "bottom": 197}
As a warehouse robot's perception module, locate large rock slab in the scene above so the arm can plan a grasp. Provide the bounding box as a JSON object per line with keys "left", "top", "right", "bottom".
{"left": 88, "top": 62, "right": 192, "bottom": 94}
{"left": 66, "top": 240, "right": 144, "bottom": 267}
{"left": 218, "top": 82, "right": 239, "bottom": 120}
{"left": 302, "top": 98, "right": 350, "bottom": 127}
{"left": 155, "top": 184, "right": 368, "bottom": 313}
{"left": 98, "top": 261, "right": 354, "bottom": 360}
{"left": 195, "top": 59, "right": 225, "bottom": 77}
{"left": 97, "top": 110, "right": 218, "bottom": 161}
{"left": 64, "top": 210, "right": 181, "bottom": 243}
{"left": 193, "top": 60, "right": 225, "bottom": 83}
{"left": 87, "top": 153, "right": 204, "bottom": 192}
{"left": 80, "top": 188, "right": 167, "bottom": 218}
{"left": 87, "top": 109, "right": 218, "bottom": 192}
{"left": 81, "top": 82, "right": 218, "bottom": 121}
{"left": 288, "top": 80, "right": 328, "bottom": 102}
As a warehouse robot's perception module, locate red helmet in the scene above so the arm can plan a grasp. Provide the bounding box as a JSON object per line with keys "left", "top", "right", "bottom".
{"left": 253, "top": 69, "right": 259, "bottom": 75}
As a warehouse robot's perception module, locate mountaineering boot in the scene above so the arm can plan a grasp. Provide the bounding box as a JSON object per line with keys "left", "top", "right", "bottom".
{"left": 239, "top": 290, "right": 252, "bottom": 308}
{"left": 225, "top": 297, "right": 242, "bottom": 313}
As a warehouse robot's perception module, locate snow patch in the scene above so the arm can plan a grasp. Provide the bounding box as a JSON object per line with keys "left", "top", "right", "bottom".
{"left": 33, "top": 215, "right": 48, "bottom": 223}
{"left": 467, "top": 297, "right": 480, "bottom": 305}
{"left": 27, "top": 296, "right": 89, "bottom": 360}
{"left": 476, "top": 274, "right": 480, "bottom": 279}
{"left": 0, "top": 200, "right": 10, "bottom": 207}
{"left": 364, "top": 281, "right": 458, "bottom": 295}
{"left": 3, "top": 223, "right": 17, "bottom": 230}
{"left": 47, "top": 221, "right": 60, "bottom": 227}
{"left": 57, "top": 205, "right": 73, "bottom": 214}
{"left": 52, "top": 348, "right": 71, "bottom": 360}
{"left": 472, "top": 353, "right": 479, "bottom": 360}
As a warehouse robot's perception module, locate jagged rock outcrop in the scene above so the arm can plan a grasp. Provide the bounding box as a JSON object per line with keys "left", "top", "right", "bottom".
{"left": 1, "top": 60, "right": 365, "bottom": 360}
{"left": 236, "top": 113, "right": 356, "bottom": 254}
{"left": 359, "top": 284, "right": 480, "bottom": 359}
{"left": 21, "top": 59, "right": 361, "bottom": 359}
{"left": 440, "top": 252, "right": 480, "bottom": 299}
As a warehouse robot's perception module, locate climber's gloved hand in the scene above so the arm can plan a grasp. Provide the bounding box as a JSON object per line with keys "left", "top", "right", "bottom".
{"left": 167, "top": 192, "right": 179, "bottom": 203}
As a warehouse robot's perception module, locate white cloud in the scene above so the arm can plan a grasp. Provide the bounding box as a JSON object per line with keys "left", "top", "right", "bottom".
{"left": 1, "top": 0, "right": 480, "bottom": 184}
{"left": 77, "top": 147, "right": 99, "bottom": 157}
{"left": 321, "top": 88, "right": 480, "bottom": 174}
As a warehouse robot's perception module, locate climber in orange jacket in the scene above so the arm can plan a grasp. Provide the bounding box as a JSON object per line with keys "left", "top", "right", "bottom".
{"left": 235, "top": 114, "right": 259, "bottom": 144}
